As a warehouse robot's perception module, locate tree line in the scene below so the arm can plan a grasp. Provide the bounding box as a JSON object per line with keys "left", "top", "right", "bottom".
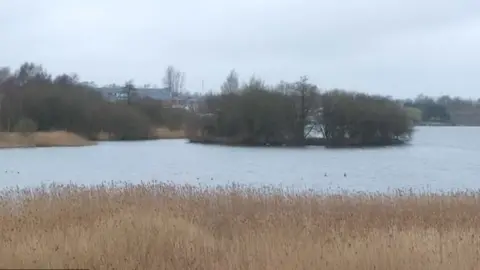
{"left": 187, "top": 69, "right": 480, "bottom": 148}
{"left": 401, "top": 95, "right": 480, "bottom": 126}
{"left": 0, "top": 63, "right": 188, "bottom": 140}
{"left": 1, "top": 63, "right": 478, "bottom": 145}
{"left": 186, "top": 70, "right": 414, "bottom": 147}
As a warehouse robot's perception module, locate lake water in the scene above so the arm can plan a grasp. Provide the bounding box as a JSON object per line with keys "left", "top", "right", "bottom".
{"left": 0, "top": 126, "right": 479, "bottom": 192}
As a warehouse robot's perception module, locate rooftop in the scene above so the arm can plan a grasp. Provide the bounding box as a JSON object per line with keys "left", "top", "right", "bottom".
{"left": 96, "top": 87, "right": 172, "bottom": 101}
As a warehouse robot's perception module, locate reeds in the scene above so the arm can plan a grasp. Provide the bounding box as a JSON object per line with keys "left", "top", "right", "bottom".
{"left": 0, "top": 181, "right": 479, "bottom": 269}
{"left": 0, "top": 131, "right": 94, "bottom": 148}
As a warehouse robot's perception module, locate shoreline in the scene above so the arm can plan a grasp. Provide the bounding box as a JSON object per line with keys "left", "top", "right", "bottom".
{"left": 3, "top": 125, "right": 476, "bottom": 150}
{"left": 96, "top": 127, "right": 186, "bottom": 142}
{"left": 0, "top": 128, "right": 187, "bottom": 149}
{"left": 0, "top": 131, "right": 96, "bottom": 149}
{"left": 187, "top": 136, "right": 408, "bottom": 148}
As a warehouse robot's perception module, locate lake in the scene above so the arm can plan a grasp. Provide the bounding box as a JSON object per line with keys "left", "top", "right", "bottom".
{"left": 0, "top": 126, "right": 479, "bottom": 192}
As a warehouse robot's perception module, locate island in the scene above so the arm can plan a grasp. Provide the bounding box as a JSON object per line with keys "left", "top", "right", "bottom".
{"left": 185, "top": 76, "right": 414, "bottom": 148}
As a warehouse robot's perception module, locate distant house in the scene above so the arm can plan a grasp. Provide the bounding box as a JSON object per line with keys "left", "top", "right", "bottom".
{"left": 95, "top": 86, "right": 202, "bottom": 111}
{"left": 96, "top": 87, "right": 172, "bottom": 102}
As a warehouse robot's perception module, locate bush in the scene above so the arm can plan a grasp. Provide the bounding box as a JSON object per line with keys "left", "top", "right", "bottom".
{"left": 163, "top": 108, "right": 188, "bottom": 130}
{"left": 13, "top": 118, "right": 38, "bottom": 134}
{"left": 104, "top": 104, "right": 152, "bottom": 140}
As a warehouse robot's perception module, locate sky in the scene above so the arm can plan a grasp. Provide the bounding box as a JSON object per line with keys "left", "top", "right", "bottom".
{"left": 1, "top": 0, "right": 479, "bottom": 98}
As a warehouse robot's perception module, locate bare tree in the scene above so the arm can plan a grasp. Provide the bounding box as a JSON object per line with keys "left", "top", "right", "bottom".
{"left": 122, "top": 79, "right": 137, "bottom": 105}
{"left": 0, "top": 67, "right": 10, "bottom": 85}
{"left": 14, "top": 62, "right": 50, "bottom": 85}
{"left": 293, "top": 76, "right": 320, "bottom": 142}
{"left": 53, "top": 73, "right": 79, "bottom": 85}
{"left": 243, "top": 75, "right": 265, "bottom": 91}
{"left": 221, "top": 69, "right": 239, "bottom": 93}
{"left": 163, "top": 66, "right": 185, "bottom": 97}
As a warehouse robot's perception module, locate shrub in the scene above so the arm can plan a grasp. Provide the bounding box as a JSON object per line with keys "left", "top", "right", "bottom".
{"left": 13, "top": 117, "right": 38, "bottom": 134}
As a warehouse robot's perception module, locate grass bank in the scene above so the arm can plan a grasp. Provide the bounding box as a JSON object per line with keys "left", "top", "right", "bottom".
{"left": 1, "top": 182, "right": 479, "bottom": 269}
{"left": 0, "top": 131, "right": 95, "bottom": 149}
{"left": 0, "top": 127, "right": 186, "bottom": 149}
{"left": 96, "top": 127, "right": 186, "bottom": 141}
{"left": 152, "top": 127, "right": 186, "bottom": 139}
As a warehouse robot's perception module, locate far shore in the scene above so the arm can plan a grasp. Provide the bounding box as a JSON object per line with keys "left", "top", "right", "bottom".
{"left": 0, "top": 131, "right": 96, "bottom": 149}
{"left": 96, "top": 127, "right": 186, "bottom": 141}
{"left": 187, "top": 136, "right": 408, "bottom": 148}
{"left": 0, "top": 128, "right": 186, "bottom": 149}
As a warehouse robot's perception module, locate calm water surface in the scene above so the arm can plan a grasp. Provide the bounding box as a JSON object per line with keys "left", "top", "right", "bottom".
{"left": 0, "top": 127, "right": 479, "bottom": 192}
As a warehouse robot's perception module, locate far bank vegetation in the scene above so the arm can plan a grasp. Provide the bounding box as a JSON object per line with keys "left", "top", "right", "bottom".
{"left": 186, "top": 70, "right": 414, "bottom": 147}
{"left": 2, "top": 63, "right": 477, "bottom": 149}
{"left": 0, "top": 63, "right": 189, "bottom": 148}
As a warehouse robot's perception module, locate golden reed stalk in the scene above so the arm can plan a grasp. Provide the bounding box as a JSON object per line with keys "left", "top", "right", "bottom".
{"left": 0, "top": 182, "right": 479, "bottom": 269}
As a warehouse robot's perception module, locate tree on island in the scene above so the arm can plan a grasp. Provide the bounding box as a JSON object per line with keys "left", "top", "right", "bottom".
{"left": 186, "top": 76, "right": 414, "bottom": 147}
{"left": 318, "top": 90, "right": 412, "bottom": 146}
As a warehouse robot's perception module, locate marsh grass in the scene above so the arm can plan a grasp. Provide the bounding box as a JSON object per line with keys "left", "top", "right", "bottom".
{"left": 0, "top": 131, "right": 94, "bottom": 148}
{"left": 0, "top": 181, "right": 479, "bottom": 269}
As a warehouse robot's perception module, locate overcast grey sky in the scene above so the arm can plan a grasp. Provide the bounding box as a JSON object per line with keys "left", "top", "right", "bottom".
{"left": 1, "top": 0, "right": 479, "bottom": 98}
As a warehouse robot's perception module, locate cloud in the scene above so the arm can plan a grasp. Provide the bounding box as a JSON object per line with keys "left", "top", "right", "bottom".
{"left": 1, "top": 0, "right": 479, "bottom": 98}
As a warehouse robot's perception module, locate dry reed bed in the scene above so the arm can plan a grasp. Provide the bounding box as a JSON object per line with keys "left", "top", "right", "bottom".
{"left": 0, "top": 131, "right": 95, "bottom": 148}
{"left": 96, "top": 127, "right": 185, "bottom": 141}
{"left": 1, "top": 182, "right": 480, "bottom": 269}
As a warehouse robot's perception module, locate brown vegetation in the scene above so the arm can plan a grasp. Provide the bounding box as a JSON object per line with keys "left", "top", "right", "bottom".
{"left": 0, "top": 127, "right": 184, "bottom": 149}
{"left": 0, "top": 182, "right": 479, "bottom": 269}
{"left": 95, "top": 127, "right": 186, "bottom": 141}
{"left": 153, "top": 127, "right": 186, "bottom": 139}
{"left": 0, "top": 131, "right": 94, "bottom": 148}
{"left": 0, "top": 63, "right": 191, "bottom": 142}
